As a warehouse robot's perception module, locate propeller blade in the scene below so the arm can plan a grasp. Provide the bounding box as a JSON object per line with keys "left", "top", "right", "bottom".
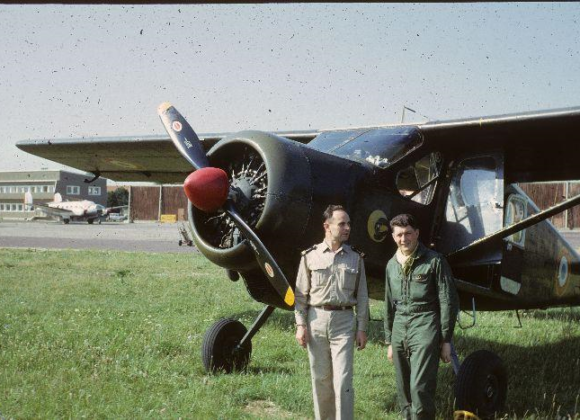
{"left": 157, "top": 102, "right": 209, "bottom": 170}
{"left": 225, "top": 202, "right": 295, "bottom": 307}
{"left": 158, "top": 103, "right": 293, "bottom": 306}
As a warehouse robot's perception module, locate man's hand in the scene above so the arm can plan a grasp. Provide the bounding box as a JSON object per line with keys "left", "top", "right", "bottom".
{"left": 356, "top": 331, "right": 367, "bottom": 350}
{"left": 295, "top": 325, "right": 309, "bottom": 348}
{"left": 387, "top": 344, "right": 393, "bottom": 363}
{"left": 440, "top": 342, "right": 452, "bottom": 363}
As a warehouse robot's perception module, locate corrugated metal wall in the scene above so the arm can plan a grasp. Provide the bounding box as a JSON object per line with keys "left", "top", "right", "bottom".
{"left": 161, "top": 186, "right": 188, "bottom": 221}
{"left": 130, "top": 186, "right": 161, "bottom": 221}
{"left": 129, "top": 186, "right": 188, "bottom": 222}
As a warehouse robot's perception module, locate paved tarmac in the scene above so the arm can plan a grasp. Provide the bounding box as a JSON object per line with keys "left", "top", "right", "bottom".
{"left": 0, "top": 220, "right": 198, "bottom": 253}
{"left": 2, "top": 220, "right": 580, "bottom": 254}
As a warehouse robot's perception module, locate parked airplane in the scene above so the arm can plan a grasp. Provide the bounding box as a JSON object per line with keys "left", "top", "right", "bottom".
{"left": 25, "top": 192, "right": 125, "bottom": 224}
{"left": 17, "top": 104, "right": 580, "bottom": 418}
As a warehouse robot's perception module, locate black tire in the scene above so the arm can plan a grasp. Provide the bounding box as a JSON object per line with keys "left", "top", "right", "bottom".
{"left": 63, "top": 218, "right": 70, "bottom": 224}
{"left": 454, "top": 350, "right": 508, "bottom": 419}
{"left": 201, "top": 318, "right": 251, "bottom": 374}
{"left": 88, "top": 219, "right": 94, "bottom": 224}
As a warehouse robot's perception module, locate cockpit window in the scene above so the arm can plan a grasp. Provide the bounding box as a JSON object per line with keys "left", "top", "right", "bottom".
{"left": 505, "top": 194, "right": 527, "bottom": 246}
{"left": 307, "top": 127, "right": 423, "bottom": 168}
{"left": 396, "top": 152, "right": 442, "bottom": 205}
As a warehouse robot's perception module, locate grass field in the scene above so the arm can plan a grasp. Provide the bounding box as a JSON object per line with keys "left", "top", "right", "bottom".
{"left": 0, "top": 248, "right": 579, "bottom": 419}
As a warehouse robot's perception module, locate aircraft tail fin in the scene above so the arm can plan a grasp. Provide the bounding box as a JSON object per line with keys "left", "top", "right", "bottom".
{"left": 24, "top": 191, "right": 33, "bottom": 209}
{"left": 53, "top": 192, "right": 63, "bottom": 203}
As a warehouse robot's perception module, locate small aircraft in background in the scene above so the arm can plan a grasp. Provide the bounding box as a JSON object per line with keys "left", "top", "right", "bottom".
{"left": 17, "top": 104, "right": 580, "bottom": 418}
{"left": 25, "top": 192, "right": 126, "bottom": 224}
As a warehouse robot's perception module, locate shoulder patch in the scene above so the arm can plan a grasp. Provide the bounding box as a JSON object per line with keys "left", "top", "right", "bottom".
{"left": 301, "top": 245, "right": 317, "bottom": 256}
{"left": 350, "top": 245, "right": 366, "bottom": 258}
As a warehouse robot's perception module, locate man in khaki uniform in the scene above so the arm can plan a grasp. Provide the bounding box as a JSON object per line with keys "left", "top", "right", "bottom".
{"left": 295, "top": 204, "right": 369, "bottom": 420}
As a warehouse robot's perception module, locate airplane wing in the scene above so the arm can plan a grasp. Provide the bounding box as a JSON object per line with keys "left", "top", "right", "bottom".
{"left": 419, "top": 106, "right": 580, "bottom": 183}
{"left": 16, "top": 106, "right": 580, "bottom": 183}
{"left": 34, "top": 205, "right": 74, "bottom": 217}
{"left": 16, "top": 131, "right": 319, "bottom": 184}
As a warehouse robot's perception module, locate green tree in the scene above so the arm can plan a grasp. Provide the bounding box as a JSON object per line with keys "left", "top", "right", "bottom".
{"left": 107, "top": 187, "right": 129, "bottom": 208}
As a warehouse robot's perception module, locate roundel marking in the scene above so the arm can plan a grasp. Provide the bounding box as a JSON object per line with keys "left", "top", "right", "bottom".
{"left": 367, "top": 210, "right": 389, "bottom": 243}
{"left": 558, "top": 256, "right": 568, "bottom": 288}
{"left": 172, "top": 121, "right": 183, "bottom": 132}
{"left": 264, "top": 262, "right": 274, "bottom": 278}
{"left": 555, "top": 248, "right": 572, "bottom": 296}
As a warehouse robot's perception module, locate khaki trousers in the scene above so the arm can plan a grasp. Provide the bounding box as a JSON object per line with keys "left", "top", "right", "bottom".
{"left": 307, "top": 306, "right": 356, "bottom": 420}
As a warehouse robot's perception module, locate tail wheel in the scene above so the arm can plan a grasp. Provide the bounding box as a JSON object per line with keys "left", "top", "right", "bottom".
{"left": 201, "top": 318, "right": 251, "bottom": 374}
{"left": 454, "top": 350, "right": 507, "bottom": 419}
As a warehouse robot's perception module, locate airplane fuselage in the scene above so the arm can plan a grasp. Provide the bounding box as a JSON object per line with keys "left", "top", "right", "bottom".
{"left": 190, "top": 127, "right": 580, "bottom": 312}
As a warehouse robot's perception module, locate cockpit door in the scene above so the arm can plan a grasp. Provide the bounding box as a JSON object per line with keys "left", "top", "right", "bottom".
{"left": 436, "top": 152, "right": 504, "bottom": 289}
{"left": 438, "top": 153, "right": 504, "bottom": 256}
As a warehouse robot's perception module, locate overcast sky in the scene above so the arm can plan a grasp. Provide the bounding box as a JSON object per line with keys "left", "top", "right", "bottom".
{"left": 1, "top": 3, "right": 579, "bottom": 174}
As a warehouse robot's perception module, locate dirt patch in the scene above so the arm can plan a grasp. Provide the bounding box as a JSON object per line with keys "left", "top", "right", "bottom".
{"left": 244, "top": 400, "right": 305, "bottom": 419}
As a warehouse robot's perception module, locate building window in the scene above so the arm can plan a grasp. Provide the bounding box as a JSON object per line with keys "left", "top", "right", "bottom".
{"left": 49, "top": 185, "right": 55, "bottom": 193}
{"left": 88, "top": 186, "right": 101, "bottom": 196}
{"left": 66, "top": 185, "right": 80, "bottom": 195}
{"left": 0, "top": 204, "right": 4, "bottom": 211}
{"left": 17, "top": 204, "right": 23, "bottom": 211}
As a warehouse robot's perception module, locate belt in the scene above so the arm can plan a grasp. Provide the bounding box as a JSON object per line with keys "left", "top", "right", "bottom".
{"left": 392, "top": 300, "right": 438, "bottom": 313}
{"left": 319, "top": 305, "right": 353, "bottom": 311}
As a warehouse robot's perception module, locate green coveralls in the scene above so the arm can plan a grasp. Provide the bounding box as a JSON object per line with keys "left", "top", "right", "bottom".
{"left": 384, "top": 243, "right": 458, "bottom": 420}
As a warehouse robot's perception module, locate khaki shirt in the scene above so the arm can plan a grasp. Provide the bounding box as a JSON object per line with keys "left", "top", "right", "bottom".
{"left": 294, "top": 241, "right": 369, "bottom": 332}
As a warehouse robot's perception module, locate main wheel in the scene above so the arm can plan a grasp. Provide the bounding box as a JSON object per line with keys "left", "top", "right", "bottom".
{"left": 88, "top": 219, "right": 94, "bottom": 224}
{"left": 62, "top": 218, "right": 70, "bottom": 224}
{"left": 454, "top": 350, "right": 507, "bottom": 419}
{"left": 201, "top": 318, "right": 251, "bottom": 374}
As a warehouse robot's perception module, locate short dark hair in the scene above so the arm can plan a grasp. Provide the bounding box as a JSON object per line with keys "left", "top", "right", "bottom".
{"left": 389, "top": 213, "right": 419, "bottom": 230}
{"left": 323, "top": 205, "right": 346, "bottom": 223}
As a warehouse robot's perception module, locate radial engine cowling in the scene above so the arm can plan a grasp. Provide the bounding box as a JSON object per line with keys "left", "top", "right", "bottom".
{"left": 188, "top": 130, "right": 314, "bottom": 272}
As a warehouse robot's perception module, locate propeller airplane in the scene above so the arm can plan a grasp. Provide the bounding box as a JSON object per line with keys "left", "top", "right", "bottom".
{"left": 26, "top": 192, "right": 126, "bottom": 224}
{"left": 17, "top": 103, "right": 580, "bottom": 418}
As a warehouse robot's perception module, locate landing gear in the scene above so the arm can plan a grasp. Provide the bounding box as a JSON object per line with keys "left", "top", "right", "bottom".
{"left": 62, "top": 218, "right": 70, "bottom": 224}
{"left": 88, "top": 219, "right": 94, "bottom": 224}
{"left": 454, "top": 350, "right": 508, "bottom": 419}
{"left": 201, "top": 305, "right": 274, "bottom": 373}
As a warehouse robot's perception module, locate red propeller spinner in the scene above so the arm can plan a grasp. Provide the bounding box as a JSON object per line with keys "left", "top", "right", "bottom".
{"left": 183, "top": 167, "right": 229, "bottom": 213}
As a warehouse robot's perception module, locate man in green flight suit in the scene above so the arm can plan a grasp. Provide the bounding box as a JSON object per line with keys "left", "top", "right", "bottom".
{"left": 384, "top": 214, "right": 459, "bottom": 420}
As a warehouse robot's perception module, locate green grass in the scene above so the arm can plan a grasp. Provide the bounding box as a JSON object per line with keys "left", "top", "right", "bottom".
{"left": 0, "top": 248, "right": 579, "bottom": 419}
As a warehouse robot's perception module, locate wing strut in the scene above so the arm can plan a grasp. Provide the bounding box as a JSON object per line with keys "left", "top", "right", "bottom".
{"left": 447, "top": 193, "right": 580, "bottom": 263}
{"left": 84, "top": 170, "right": 101, "bottom": 183}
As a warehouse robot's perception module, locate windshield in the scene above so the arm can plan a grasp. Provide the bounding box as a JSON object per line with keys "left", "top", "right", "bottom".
{"left": 307, "top": 127, "right": 423, "bottom": 168}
